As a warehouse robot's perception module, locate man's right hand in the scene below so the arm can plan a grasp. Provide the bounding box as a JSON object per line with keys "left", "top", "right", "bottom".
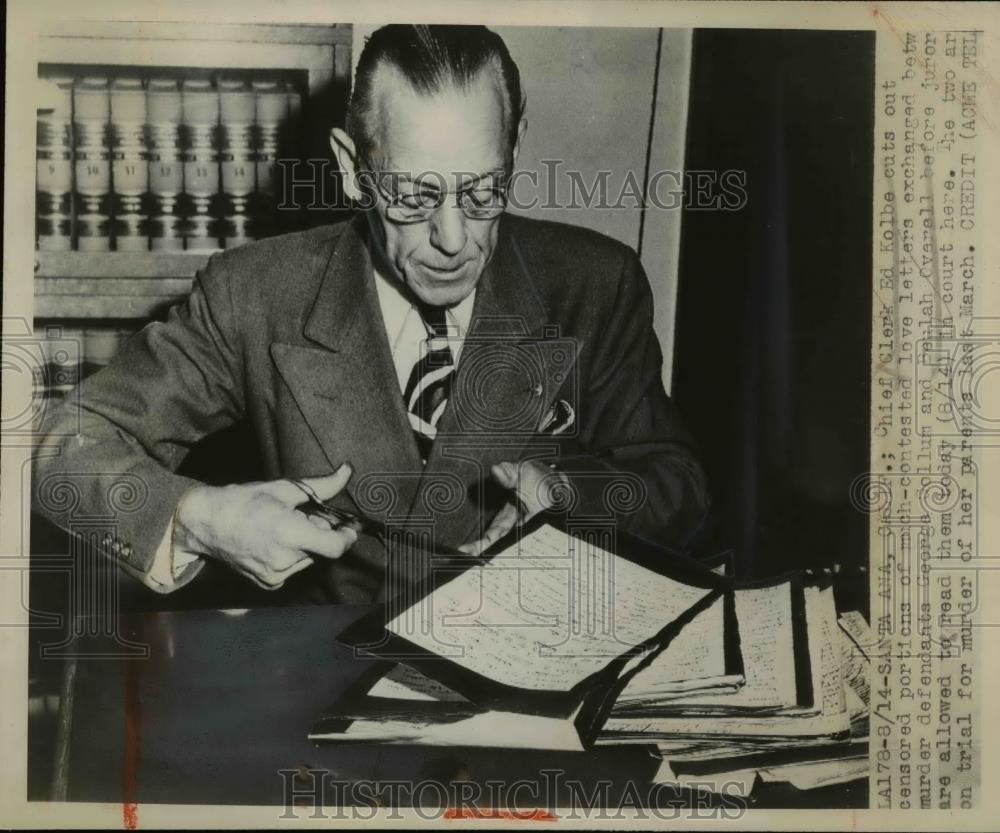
{"left": 173, "top": 463, "right": 358, "bottom": 590}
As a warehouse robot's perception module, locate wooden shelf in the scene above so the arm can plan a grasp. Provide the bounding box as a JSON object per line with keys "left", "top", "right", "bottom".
{"left": 41, "top": 21, "right": 352, "bottom": 46}
{"left": 36, "top": 276, "right": 195, "bottom": 296}
{"left": 35, "top": 251, "right": 212, "bottom": 280}
{"left": 35, "top": 294, "right": 187, "bottom": 319}
{"left": 38, "top": 21, "right": 348, "bottom": 96}
{"left": 34, "top": 252, "right": 209, "bottom": 319}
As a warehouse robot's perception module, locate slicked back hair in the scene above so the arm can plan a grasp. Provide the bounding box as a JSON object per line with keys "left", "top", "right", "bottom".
{"left": 347, "top": 24, "right": 524, "bottom": 166}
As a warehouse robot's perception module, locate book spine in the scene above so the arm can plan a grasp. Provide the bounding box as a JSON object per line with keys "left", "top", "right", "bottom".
{"left": 146, "top": 78, "right": 185, "bottom": 251}
{"left": 218, "top": 78, "right": 256, "bottom": 249}
{"left": 73, "top": 77, "right": 112, "bottom": 252}
{"left": 183, "top": 214, "right": 218, "bottom": 252}
{"left": 180, "top": 79, "right": 220, "bottom": 251}
{"left": 252, "top": 80, "right": 287, "bottom": 239}
{"left": 36, "top": 76, "right": 75, "bottom": 252}
{"left": 110, "top": 77, "right": 149, "bottom": 252}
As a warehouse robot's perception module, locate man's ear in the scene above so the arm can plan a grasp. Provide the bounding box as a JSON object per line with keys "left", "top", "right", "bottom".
{"left": 511, "top": 86, "right": 528, "bottom": 164}
{"left": 512, "top": 115, "right": 528, "bottom": 164}
{"left": 330, "top": 127, "right": 361, "bottom": 202}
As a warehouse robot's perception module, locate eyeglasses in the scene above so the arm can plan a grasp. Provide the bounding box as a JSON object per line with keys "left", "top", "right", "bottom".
{"left": 359, "top": 163, "right": 510, "bottom": 224}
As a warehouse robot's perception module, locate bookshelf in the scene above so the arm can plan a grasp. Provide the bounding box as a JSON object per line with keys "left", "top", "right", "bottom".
{"left": 33, "top": 19, "right": 353, "bottom": 393}
{"left": 35, "top": 20, "right": 352, "bottom": 323}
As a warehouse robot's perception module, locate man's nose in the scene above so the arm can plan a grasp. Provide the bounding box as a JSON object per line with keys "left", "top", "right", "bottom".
{"left": 428, "top": 201, "right": 468, "bottom": 256}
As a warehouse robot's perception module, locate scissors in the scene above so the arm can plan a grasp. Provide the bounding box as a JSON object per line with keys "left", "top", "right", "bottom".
{"left": 289, "top": 478, "right": 385, "bottom": 536}
{"left": 289, "top": 477, "right": 470, "bottom": 557}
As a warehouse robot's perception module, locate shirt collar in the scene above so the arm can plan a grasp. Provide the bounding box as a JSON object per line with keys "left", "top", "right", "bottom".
{"left": 372, "top": 264, "right": 476, "bottom": 341}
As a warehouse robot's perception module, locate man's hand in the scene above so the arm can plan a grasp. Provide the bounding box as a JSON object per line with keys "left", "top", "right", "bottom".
{"left": 174, "top": 463, "right": 358, "bottom": 590}
{"left": 459, "top": 460, "right": 568, "bottom": 556}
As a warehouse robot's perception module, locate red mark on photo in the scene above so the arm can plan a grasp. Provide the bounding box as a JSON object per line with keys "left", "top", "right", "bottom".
{"left": 123, "top": 658, "right": 141, "bottom": 829}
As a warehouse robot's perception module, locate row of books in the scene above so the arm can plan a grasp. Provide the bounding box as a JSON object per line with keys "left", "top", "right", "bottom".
{"left": 36, "top": 73, "right": 303, "bottom": 252}
{"left": 311, "top": 523, "right": 870, "bottom": 800}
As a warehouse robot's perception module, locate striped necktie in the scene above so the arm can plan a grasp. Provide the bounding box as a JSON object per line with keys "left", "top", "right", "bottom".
{"left": 404, "top": 303, "right": 455, "bottom": 463}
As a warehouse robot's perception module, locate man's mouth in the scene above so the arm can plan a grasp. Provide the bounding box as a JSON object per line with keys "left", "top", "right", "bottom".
{"left": 420, "top": 261, "right": 469, "bottom": 278}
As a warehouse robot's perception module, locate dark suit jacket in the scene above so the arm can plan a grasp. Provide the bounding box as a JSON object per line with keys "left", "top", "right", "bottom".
{"left": 32, "top": 212, "right": 710, "bottom": 603}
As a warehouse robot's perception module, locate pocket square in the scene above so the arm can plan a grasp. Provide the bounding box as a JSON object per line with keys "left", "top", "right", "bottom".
{"left": 538, "top": 398, "right": 575, "bottom": 435}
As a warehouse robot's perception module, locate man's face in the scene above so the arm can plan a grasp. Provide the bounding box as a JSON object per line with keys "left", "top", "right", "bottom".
{"left": 367, "top": 67, "right": 512, "bottom": 308}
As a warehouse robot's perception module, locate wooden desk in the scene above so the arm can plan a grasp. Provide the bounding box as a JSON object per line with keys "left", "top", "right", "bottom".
{"left": 33, "top": 604, "right": 866, "bottom": 810}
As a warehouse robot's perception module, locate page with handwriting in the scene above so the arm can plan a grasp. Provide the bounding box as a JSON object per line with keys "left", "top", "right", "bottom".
{"left": 656, "top": 582, "right": 798, "bottom": 710}
{"left": 601, "top": 586, "right": 851, "bottom": 738}
{"left": 368, "top": 664, "right": 469, "bottom": 702}
{"left": 386, "top": 525, "right": 713, "bottom": 692}
{"left": 615, "top": 593, "right": 738, "bottom": 703}
{"left": 813, "top": 586, "right": 848, "bottom": 718}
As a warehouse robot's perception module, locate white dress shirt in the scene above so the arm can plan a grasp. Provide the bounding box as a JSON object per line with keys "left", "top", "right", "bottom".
{"left": 144, "top": 267, "right": 476, "bottom": 592}
{"left": 372, "top": 262, "right": 476, "bottom": 392}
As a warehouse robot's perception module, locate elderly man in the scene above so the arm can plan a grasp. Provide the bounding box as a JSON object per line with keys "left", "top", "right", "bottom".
{"left": 32, "top": 24, "right": 709, "bottom": 604}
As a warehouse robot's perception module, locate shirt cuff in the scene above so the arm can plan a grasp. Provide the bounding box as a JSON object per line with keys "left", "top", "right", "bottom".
{"left": 144, "top": 512, "right": 204, "bottom": 592}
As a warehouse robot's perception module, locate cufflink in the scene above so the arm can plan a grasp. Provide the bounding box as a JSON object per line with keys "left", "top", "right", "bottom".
{"left": 122, "top": 544, "right": 133, "bottom": 558}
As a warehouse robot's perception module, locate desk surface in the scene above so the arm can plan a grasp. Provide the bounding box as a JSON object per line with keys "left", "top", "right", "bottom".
{"left": 43, "top": 604, "right": 865, "bottom": 809}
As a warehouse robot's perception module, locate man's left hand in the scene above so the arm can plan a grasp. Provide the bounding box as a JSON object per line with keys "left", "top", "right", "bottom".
{"left": 459, "top": 460, "right": 568, "bottom": 556}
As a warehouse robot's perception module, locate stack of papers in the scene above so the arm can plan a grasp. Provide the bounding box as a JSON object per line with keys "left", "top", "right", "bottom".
{"left": 611, "top": 600, "right": 872, "bottom": 796}
{"left": 601, "top": 582, "right": 849, "bottom": 739}
{"left": 310, "top": 523, "right": 870, "bottom": 796}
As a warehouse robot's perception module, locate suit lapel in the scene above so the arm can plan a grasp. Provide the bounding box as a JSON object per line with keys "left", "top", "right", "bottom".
{"left": 270, "top": 215, "right": 423, "bottom": 521}
{"left": 418, "top": 217, "right": 578, "bottom": 545}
